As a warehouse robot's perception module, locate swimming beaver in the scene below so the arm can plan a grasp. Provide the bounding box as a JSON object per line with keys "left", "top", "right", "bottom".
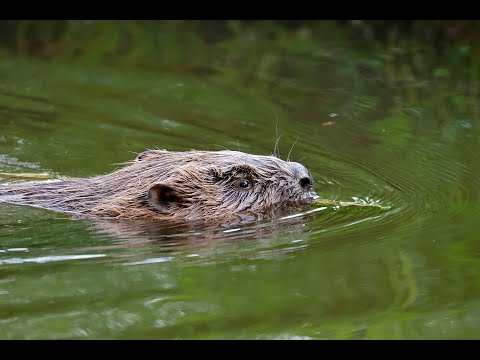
{"left": 0, "top": 149, "right": 318, "bottom": 223}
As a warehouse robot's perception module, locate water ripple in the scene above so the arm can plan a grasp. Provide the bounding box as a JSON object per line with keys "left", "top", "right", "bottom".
{"left": 0, "top": 254, "right": 106, "bottom": 265}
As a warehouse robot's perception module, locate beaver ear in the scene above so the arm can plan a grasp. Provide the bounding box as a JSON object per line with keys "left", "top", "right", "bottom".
{"left": 136, "top": 149, "right": 167, "bottom": 162}
{"left": 147, "top": 184, "right": 181, "bottom": 213}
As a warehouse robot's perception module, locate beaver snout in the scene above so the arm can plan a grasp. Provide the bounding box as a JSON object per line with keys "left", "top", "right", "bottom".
{"left": 288, "top": 162, "right": 314, "bottom": 190}
{"left": 284, "top": 161, "right": 318, "bottom": 203}
{"left": 300, "top": 177, "right": 318, "bottom": 201}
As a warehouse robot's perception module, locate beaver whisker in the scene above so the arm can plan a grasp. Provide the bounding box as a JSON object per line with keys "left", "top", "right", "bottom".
{"left": 273, "top": 135, "right": 282, "bottom": 159}
{"left": 274, "top": 115, "right": 282, "bottom": 159}
{"left": 287, "top": 136, "right": 299, "bottom": 162}
{"left": 207, "top": 144, "right": 230, "bottom": 151}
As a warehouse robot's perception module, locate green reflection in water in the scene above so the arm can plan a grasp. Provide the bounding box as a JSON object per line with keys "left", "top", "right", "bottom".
{"left": 1, "top": 20, "right": 480, "bottom": 339}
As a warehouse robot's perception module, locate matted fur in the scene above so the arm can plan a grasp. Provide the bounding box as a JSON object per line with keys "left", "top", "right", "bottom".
{"left": 0, "top": 150, "right": 317, "bottom": 223}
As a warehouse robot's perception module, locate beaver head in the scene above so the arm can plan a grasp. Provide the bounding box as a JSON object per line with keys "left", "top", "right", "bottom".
{"left": 0, "top": 150, "right": 318, "bottom": 223}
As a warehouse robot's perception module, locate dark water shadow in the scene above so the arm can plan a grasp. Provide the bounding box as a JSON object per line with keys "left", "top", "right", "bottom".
{"left": 79, "top": 211, "right": 317, "bottom": 256}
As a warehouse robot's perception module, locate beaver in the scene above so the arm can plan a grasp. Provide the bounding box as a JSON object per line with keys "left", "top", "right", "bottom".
{"left": 0, "top": 149, "right": 318, "bottom": 223}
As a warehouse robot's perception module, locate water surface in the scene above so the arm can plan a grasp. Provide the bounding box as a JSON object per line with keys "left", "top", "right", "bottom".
{"left": 1, "top": 21, "right": 480, "bottom": 339}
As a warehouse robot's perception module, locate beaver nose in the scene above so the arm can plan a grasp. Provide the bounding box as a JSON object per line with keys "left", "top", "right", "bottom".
{"left": 300, "top": 177, "right": 312, "bottom": 189}
{"left": 289, "top": 162, "right": 314, "bottom": 189}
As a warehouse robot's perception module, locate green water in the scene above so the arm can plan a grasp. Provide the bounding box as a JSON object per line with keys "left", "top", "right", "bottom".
{"left": 1, "top": 20, "right": 480, "bottom": 339}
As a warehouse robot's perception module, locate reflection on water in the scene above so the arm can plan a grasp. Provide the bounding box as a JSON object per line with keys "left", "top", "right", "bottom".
{"left": 0, "top": 253, "right": 106, "bottom": 265}
{"left": 84, "top": 212, "right": 318, "bottom": 257}
{"left": 1, "top": 21, "right": 480, "bottom": 339}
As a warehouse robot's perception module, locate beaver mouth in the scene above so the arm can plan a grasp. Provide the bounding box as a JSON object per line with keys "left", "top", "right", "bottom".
{"left": 281, "top": 191, "right": 319, "bottom": 209}
{"left": 299, "top": 191, "right": 319, "bottom": 204}
{"left": 270, "top": 192, "right": 318, "bottom": 215}
{"left": 309, "top": 191, "right": 319, "bottom": 200}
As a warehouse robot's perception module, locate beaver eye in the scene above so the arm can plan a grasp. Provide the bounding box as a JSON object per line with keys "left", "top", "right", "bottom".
{"left": 238, "top": 178, "right": 251, "bottom": 189}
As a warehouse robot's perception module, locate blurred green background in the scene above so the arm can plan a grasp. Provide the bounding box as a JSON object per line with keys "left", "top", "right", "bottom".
{"left": 0, "top": 20, "right": 480, "bottom": 339}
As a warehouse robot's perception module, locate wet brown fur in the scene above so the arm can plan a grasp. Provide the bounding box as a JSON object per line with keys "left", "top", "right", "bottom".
{"left": 0, "top": 150, "right": 317, "bottom": 223}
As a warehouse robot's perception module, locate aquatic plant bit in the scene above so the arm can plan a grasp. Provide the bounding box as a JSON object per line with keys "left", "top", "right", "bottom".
{"left": 314, "top": 198, "right": 391, "bottom": 210}
{"left": 0, "top": 172, "right": 56, "bottom": 180}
